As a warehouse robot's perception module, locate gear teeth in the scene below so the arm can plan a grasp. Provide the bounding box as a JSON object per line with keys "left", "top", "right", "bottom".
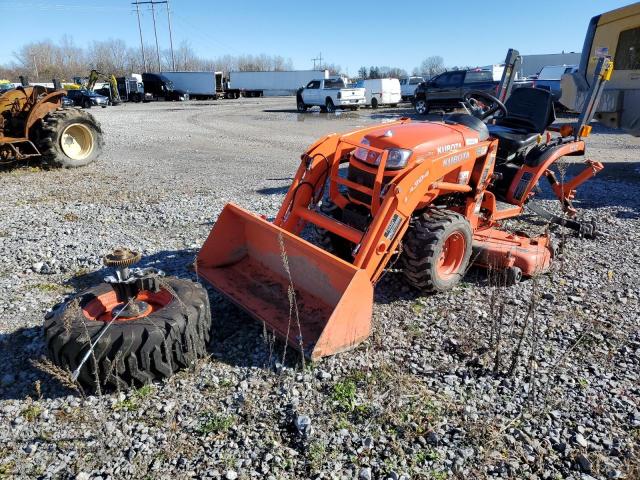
{"left": 103, "top": 248, "right": 141, "bottom": 268}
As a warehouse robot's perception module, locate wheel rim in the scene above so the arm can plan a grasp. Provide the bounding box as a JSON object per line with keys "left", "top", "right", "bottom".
{"left": 327, "top": 102, "right": 333, "bottom": 112}
{"left": 416, "top": 101, "right": 426, "bottom": 114}
{"left": 437, "top": 232, "right": 466, "bottom": 280}
{"left": 82, "top": 289, "right": 173, "bottom": 322}
{"left": 60, "top": 123, "right": 94, "bottom": 160}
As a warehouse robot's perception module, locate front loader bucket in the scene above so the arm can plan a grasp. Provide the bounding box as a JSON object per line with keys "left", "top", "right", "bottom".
{"left": 197, "top": 203, "right": 374, "bottom": 360}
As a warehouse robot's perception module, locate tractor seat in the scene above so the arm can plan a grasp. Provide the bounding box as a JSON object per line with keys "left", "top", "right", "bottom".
{"left": 488, "top": 87, "right": 555, "bottom": 160}
{"left": 488, "top": 124, "right": 540, "bottom": 152}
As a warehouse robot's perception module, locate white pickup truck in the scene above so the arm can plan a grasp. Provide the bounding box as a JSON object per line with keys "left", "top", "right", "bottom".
{"left": 297, "top": 78, "right": 365, "bottom": 112}
{"left": 399, "top": 76, "right": 424, "bottom": 101}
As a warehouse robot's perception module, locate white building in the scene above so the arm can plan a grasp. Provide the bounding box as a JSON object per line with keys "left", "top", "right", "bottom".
{"left": 520, "top": 52, "right": 582, "bottom": 78}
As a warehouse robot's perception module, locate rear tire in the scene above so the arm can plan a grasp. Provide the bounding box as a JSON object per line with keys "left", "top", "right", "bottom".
{"left": 401, "top": 209, "right": 472, "bottom": 292}
{"left": 414, "top": 98, "right": 429, "bottom": 115}
{"left": 371, "top": 98, "right": 378, "bottom": 109}
{"left": 36, "top": 108, "right": 103, "bottom": 168}
{"left": 44, "top": 277, "right": 211, "bottom": 390}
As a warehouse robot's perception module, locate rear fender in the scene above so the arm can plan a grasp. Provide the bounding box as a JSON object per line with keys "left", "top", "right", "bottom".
{"left": 506, "top": 141, "right": 586, "bottom": 205}
{"left": 25, "top": 90, "right": 65, "bottom": 137}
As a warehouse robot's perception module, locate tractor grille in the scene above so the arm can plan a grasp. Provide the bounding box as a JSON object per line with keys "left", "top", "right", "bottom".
{"left": 346, "top": 165, "right": 394, "bottom": 205}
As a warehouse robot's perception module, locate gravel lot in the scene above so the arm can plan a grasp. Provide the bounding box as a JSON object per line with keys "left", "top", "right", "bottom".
{"left": 0, "top": 97, "right": 638, "bottom": 479}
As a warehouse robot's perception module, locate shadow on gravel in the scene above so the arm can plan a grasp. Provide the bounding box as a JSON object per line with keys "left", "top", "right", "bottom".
{"left": 0, "top": 326, "right": 79, "bottom": 401}
{"left": 255, "top": 185, "right": 290, "bottom": 196}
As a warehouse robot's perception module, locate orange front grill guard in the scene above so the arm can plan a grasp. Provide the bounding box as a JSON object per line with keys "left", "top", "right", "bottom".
{"left": 472, "top": 227, "right": 552, "bottom": 276}
{"left": 196, "top": 203, "right": 373, "bottom": 360}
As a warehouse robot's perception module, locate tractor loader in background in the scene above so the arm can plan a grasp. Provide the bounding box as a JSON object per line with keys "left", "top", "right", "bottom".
{"left": 196, "top": 51, "right": 614, "bottom": 360}
{"left": 86, "top": 69, "right": 121, "bottom": 106}
{"left": 0, "top": 83, "right": 103, "bottom": 167}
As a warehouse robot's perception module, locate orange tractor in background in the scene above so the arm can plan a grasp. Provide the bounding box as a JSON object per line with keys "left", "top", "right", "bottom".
{"left": 196, "top": 52, "right": 613, "bottom": 360}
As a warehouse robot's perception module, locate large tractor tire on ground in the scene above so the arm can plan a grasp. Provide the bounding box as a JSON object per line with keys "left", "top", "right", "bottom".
{"left": 401, "top": 209, "right": 472, "bottom": 292}
{"left": 44, "top": 277, "right": 211, "bottom": 390}
{"left": 36, "top": 108, "right": 103, "bottom": 168}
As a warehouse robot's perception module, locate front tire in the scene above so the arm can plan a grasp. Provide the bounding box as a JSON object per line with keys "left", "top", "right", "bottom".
{"left": 414, "top": 98, "right": 429, "bottom": 115}
{"left": 36, "top": 108, "right": 103, "bottom": 168}
{"left": 297, "top": 100, "right": 308, "bottom": 112}
{"left": 325, "top": 98, "right": 336, "bottom": 113}
{"left": 401, "top": 209, "right": 472, "bottom": 292}
{"left": 314, "top": 200, "right": 353, "bottom": 260}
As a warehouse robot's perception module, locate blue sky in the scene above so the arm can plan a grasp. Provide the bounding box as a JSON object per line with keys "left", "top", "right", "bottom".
{"left": 0, "top": 0, "right": 633, "bottom": 74}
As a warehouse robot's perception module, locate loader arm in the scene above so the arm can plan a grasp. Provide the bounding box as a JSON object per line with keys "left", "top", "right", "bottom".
{"left": 274, "top": 125, "right": 498, "bottom": 283}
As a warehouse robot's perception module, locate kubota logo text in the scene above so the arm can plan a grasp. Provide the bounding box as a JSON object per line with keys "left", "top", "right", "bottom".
{"left": 443, "top": 151, "right": 470, "bottom": 167}
{"left": 437, "top": 142, "right": 462, "bottom": 154}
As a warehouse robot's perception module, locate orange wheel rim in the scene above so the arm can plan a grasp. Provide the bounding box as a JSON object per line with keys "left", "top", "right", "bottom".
{"left": 437, "top": 232, "right": 466, "bottom": 280}
{"left": 82, "top": 289, "right": 173, "bottom": 322}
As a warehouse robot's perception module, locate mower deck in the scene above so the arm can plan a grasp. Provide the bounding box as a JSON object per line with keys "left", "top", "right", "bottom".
{"left": 472, "top": 227, "right": 552, "bottom": 276}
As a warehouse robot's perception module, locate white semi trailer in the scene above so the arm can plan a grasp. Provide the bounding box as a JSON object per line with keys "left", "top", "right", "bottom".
{"left": 159, "top": 71, "right": 218, "bottom": 100}
{"left": 225, "top": 70, "right": 329, "bottom": 97}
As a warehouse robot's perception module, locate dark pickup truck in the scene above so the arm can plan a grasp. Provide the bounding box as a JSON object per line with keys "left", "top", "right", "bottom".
{"left": 413, "top": 69, "right": 498, "bottom": 114}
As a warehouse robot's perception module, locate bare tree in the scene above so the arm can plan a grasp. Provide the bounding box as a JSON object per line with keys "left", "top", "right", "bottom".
{"left": 322, "top": 63, "right": 342, "bottom": 76}
{"left": 1, "top": 36, "right": 304, "bottom": 80}
{"left": 416, "top": 55, "right": 446, "bottom": 78}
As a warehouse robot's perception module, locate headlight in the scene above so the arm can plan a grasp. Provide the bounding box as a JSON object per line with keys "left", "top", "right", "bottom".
{"left": 354, "top": 138, "right": 377, "bottom": 163}
{"left": 354, "top": 138, "right": 412, "bottom": 170}
{"left": 385, "top": 148, "right": 412, "bottom": 169}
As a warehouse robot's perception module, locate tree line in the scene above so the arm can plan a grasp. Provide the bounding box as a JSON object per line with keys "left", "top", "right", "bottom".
{"left": 1, "top": 37, "right": 467, "bottom": 83}
{"left": 0, "top": 37, "right": 297, "bottom": 82}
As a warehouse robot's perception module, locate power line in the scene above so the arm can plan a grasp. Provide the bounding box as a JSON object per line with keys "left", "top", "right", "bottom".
{"left": 134, "top": 2, "right": 147, "bottom": 72}
{"left": 132, "top": 0, "right": 174, "bottom": 72}
{"left": 150, "top": 1, "right": 161, "bottom": 72}
{"left": 311, "top": 53, "right": 323, "bottom": 70}
{"left": 166, "top": 0, "right": 176, "bottom": 71}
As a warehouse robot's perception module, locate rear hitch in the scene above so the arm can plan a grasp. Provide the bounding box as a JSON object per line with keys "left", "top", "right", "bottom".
{"left": 527, "top": 202, "right": 598, "bottom": 239}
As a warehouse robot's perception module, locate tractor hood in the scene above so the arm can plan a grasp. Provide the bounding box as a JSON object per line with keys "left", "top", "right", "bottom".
{"left": 361, "top": 121, "right": 479, "bottom": 159}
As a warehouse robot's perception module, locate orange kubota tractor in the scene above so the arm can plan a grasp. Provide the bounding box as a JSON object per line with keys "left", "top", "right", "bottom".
{"left": 195, "top": 51, "right": 613, "bottom": 361}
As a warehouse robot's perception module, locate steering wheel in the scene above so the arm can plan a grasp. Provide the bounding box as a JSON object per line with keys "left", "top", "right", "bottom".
{"left": 463, "top": 90, "right": 507, "bottom": 121}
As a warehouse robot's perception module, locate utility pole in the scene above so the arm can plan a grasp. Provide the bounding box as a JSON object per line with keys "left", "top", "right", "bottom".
{"left": 150, "top": 0, "right": 161, "bottom": 72}
{"left": 166, "top": 0, "right": 176, "bottom": 71}
{"left": 311, "top": 52, "right": 323, "bottom": 70}
{"left": 133, "top": 1, "right": 147, "bottom": 71}
{"left": 132, "top": 1, "right": 171, "bottom": 72}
